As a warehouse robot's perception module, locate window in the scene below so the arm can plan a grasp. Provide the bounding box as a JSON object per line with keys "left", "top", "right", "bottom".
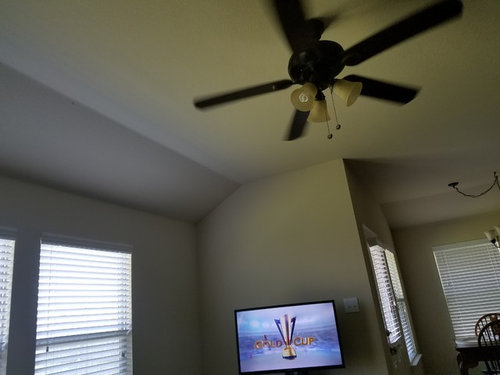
{"left": 369, "top": 245, "right": 418, "bottom": 362}
{"left": 434, "top": 239, "right": 500, "bottom": 340}
{"left": 370, "top": 245, "right": 400, "bottom": 343}
{"left": 0, "top": 236, "right": 15, "bottom": 375}
{"left": 35, "top": 239, "right": 133, "bottom": 374}
{"left": 385, "top": 250, "right": 417, "bottom": 362}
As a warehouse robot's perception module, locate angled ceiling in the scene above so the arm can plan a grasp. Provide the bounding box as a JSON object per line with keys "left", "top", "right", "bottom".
{"left": 0, "top": 0, "right": 499, "bottom": 226}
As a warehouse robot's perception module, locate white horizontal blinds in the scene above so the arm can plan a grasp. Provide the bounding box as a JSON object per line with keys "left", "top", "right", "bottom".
{"left": 369, "top": 245, "right": 401, "bottom": 344}
{"left": 35, "top": 241, "right": 132, "bottom": 375}
{"left": 35, "top": 336, "right": 131, "bottom": 375}
{"left": 0, "top": 238, "right": 15, "bottom": 375}
{"left": 434, "top": 240, "right": 500, "bottom": 340}
{"left": 385, "top": 250, "right": 417, "bottom": 362}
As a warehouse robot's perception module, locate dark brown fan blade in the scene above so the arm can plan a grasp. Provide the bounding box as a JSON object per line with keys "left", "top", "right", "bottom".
{"left": 194, "top": 80, "right": 293, "bottom": 109}
{"left": 342, "top": 0, "right": 462, "bottom": 66}
{"left": 272, "top": 0, "right": 307, "bottom": 52}
{"left": 344, "top": 75, "right": 419, "bottom": 104}
{"left": 272, "top": 0, "right": 324, "bottom": 52}
{"left": 286, "top": 110, "right": 309, "bottom": 140}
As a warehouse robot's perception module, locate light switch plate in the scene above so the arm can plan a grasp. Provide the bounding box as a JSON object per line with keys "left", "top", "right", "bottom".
{"left": 343, "top": 297, "right": 360, "bottom": 313}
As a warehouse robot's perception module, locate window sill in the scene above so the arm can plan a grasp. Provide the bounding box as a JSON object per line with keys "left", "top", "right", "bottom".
{"left": 411, "top": 353, "right": 422, "bottom": 367}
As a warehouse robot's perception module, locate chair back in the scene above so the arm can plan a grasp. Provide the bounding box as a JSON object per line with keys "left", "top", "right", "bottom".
{"left": 476, "top": 314, "right": 500, "bottom": 336}
{"left": 477, "top": 321, "right": 500, "bottom": 374}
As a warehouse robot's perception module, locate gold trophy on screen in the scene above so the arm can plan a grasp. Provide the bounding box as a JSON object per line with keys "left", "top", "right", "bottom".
{"left": 275, "top": 314, "right": 297, "bottom": 359}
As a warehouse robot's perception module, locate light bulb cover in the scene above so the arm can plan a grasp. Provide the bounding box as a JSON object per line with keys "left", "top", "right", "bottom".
{"left": 333, "top": 79, "right": 363, "bottom": 106}
{"left": 291, "top": 83, "right": 317, "bottom": 112}
{"left": 485, "top": 229, "right": 497, "bottom": 242}
{"left": 485, "top": 227, "right": 500, "bottom": 249}
{"left": 308, "top": 99, "right": 330, "bottom": 123}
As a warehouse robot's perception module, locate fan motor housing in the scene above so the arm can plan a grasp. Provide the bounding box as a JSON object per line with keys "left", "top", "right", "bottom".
{"left": 288, "top": 40, "right": 345, "bottom": 90}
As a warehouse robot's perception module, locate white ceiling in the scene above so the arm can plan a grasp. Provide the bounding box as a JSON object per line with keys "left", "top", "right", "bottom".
{"left": 1, "top": 0, "right": 499, "bottom": 226}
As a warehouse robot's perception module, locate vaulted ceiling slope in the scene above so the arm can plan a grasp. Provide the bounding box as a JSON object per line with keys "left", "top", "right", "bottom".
{"left": 1, "top": 0, "right": 499, "bottom": 226}
{"left": 0, "top": 63, "right": 238, "bottom": 222}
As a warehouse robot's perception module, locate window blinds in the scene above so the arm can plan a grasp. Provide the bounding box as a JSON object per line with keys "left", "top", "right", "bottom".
{"left": 35, "top": 241, "right": 132, "bottom": 375}
{"left": 434, "top": 240, "right": 500, "bottom": 340}
{"left": 0, "top": 238, "right": 15, "bottom": 375}
{"left": 369, "top": 245, "right": 401, "bottom": 344}
{"left": 385, "top": 250, "right": 417, "bottom": 362}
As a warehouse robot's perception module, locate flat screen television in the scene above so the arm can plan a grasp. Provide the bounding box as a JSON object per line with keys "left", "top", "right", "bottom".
{"left": 234, "top": 300, "right": 345, "bottom": 374}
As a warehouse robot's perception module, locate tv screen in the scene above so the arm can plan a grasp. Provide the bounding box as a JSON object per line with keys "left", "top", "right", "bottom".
{"left": 234, "top": 300, "right": 344, "bottom": 374}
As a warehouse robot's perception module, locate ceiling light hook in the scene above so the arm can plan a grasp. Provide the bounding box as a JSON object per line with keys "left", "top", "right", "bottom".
{"left": 448, "top": 171, "right": 499, "bottom": 198}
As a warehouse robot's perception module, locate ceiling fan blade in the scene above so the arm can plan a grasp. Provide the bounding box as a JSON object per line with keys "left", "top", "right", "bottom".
{"left": 342, "top": 0, "right": 463, "bottom": 66}
{"left": 286, "top": 110, "right": 309, "bottom": 140}
{"left": 194, "top": 79, "right": 293, "bottom": 109}
{"left": 272, "top": 0, "right": 324, "bottom": 52}
{"left": 272, "top": 0, "right": 307, "bottom": 52}
{"left": 344, "top": 75, "right": 419, "bottom": 104}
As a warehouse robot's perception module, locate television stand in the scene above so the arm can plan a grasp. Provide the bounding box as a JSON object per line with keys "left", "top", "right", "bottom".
{"left": 285, "top": 371, "right": 308, "bottom": 375}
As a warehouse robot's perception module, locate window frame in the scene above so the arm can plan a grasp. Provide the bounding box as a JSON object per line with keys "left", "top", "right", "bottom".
{"left": 34, "top": 235, "right": 133, "bottom": 375}
{"left": 369, "top": 243, "right": 418, "bottom": 362}
{"left": 434, "top": 239, "right": 500, "bottom": 341}
{"left": 385, "top": 249, "right": 418, "bottom": 362}
{"left": 0, "top": 232, "right": 15, "bottom": 375}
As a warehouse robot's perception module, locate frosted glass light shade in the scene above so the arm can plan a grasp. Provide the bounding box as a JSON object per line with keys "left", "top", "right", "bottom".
{"left": 333, "top": 79, "right": 362, "bottom": 106}
{"left": 485, "top": 229, "right": 497, "bottom": 242}
{"left": 485, "top": 226, "right": 500, "bottom": 248}
{"left": 307, "top": 99, "right": 330, "bottom": 123}
{"left": 291, "top": 83, "right": 317, "bottom": 112}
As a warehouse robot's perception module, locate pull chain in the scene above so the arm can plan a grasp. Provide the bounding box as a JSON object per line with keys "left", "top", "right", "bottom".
{"left": 326, "top": 117, "right": 333, "bottom": 139}
{"left": 329, "top": 86, "right": 341, "bottom": 131}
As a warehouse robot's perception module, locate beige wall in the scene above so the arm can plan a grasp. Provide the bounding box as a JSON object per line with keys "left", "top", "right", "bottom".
{"left": 344, "top": 163, "right": 395, "bottom": 251}
{"left": 345, "top": 165, "right": 413, "bottom": 375}
{"left": 197, "top": 159, "right": 389, "bottom": 375}
{"left": 392, "top": 210, "right": 500, "bottom": 375}
{"left": 2, "top": 156, "right": 436, "bottom": 375}
{"left": 0, "top": 175, "right": 201, "bottom": 375}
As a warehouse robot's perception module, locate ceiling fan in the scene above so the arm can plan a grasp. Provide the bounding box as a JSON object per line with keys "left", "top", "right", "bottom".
{"left": 194, "top": 0, "right": 463, "bottom": 140}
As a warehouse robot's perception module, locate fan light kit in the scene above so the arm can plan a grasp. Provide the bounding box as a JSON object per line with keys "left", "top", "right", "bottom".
{"left": 194, "top": 0, "right": 463, "bottom": 141}
{"left": 484, "top": 226, "right": 500, "bottom": 249}
{"left": 290, "top": 80, "right": 362, "bottom": 129}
